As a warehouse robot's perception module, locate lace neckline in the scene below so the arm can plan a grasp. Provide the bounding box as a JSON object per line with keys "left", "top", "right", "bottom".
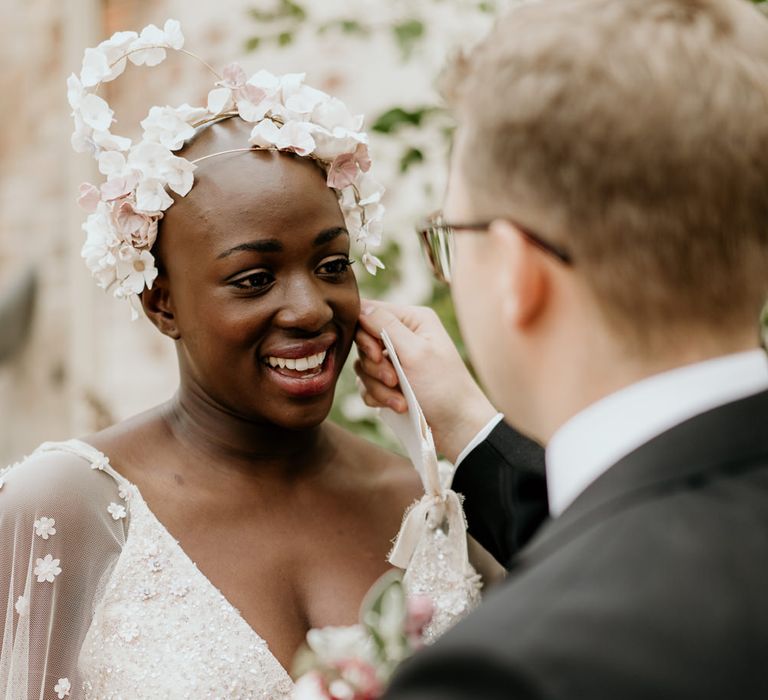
{"left": 52, "top": 438, "right": 294, "bottom": 682}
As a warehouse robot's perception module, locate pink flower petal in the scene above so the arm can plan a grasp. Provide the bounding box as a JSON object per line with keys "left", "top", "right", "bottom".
{"left": 326, "top": 153, "right": 358, "bottom": 189}
{"left": 100, "top": 171, "right": 138, "bottom": 201}
{"left": 353, "top": 143, "right": 372, "bottom": 173}
{"left": 77, "top": 182, "right": 101, "bottom": 212}
{"left": 221, "top": 62, "right": 247, "bottom": 88}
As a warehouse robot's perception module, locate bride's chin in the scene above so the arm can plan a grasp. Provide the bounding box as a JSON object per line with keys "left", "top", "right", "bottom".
{"left": 268, "top": 402, "right": 334, "bottom": 431}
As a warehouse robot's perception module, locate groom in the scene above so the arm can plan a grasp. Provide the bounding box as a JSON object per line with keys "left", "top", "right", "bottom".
{"left": 355, "top": 0, "right": 768, "bottom": 697}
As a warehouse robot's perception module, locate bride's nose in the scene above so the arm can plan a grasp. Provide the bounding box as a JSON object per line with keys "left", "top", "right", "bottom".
{"left": 272, "top": 274, "right": 334, "bottom": 332}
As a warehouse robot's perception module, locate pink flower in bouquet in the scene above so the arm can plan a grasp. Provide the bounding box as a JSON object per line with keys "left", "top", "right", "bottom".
{"left": 404, "top": 595, "right": 434, "bottom": 646}
{"left": 293, "top": 661, "right": 382, "bottom": 700}
{"left": 334, "top": 657, "right": 383, "bottom": 699}
{"left": 293, "top": 670, "right": 330, "bottom": 700}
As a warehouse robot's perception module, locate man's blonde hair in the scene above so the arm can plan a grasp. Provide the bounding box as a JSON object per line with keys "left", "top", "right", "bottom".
{"left": 449, "top": 0, "right": 768, "bottom": 346}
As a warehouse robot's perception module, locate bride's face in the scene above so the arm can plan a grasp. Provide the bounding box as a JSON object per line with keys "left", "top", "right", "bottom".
{"left": 147, "top": 120, "right": 360, "bottom": 429}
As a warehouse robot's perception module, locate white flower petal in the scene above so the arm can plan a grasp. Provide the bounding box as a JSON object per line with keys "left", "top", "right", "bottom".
{"left": 284, "top": 84, "right": 329, "bottom": 115}
{"left": 135, "top": 179, "right": 174, "bottom": 212}
{"left": 141, "top": 105, "right": 199, "bottom": 150}
{"left": 163, "top": 19, "right": 184, "bottom": 50}
{"left": 66, "top": 73, "right": 84, "bottom": 109}
{"left": 98, "top": 30, "right": 138, "bottom": 82}
{"left": 362, "top": 252, "right": 385, "bottom": 275}
{"left": 98, "top": 150, "right": 126, "bottom": 176}
{"left": 128, "top": 25, "right": 167, "bottom": 67}
{"left": 246, "top": 69, "right": 281, "bottom": 93}
{"left": 312, "top": 97, "right": 362, "bottom": 132}
{"left": 79, "top": 94, "right": 114, "bottom": 132}
{"left": 92, "top": 130, "right": 132, "bottom": 152}
{"left": 206, "top": 87, "right": 233, "bottom": 116}
{"left": 278, "top": 72, "right": 306, "bottom": 100}
{"left": 248, "top": 120, "right": 281, "bottom": 149}
{"left": 236, "top": 95, "right": 271, "bottom": 123}
{"left": 80, "top": 48, "right": 111, "bottom": 87}
{"left": 275, "top": 121, "right": 316, "bottom": 157}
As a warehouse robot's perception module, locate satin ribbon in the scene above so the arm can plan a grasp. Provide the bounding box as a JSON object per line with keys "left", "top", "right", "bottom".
{"left": 388, "top": 489, "right": 465, "bottom": 569}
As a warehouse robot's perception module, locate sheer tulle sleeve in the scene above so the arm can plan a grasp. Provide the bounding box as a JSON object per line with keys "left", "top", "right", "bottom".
{"left": 0, "top": 442, "right": 128, "bottom": 699}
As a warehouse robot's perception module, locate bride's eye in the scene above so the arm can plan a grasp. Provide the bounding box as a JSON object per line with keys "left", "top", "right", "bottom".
{"left": 316, "top": 257, "right": 355, "bottom": 278}
{"left": 229, "top": 270, "right": 275, "bottom": 292}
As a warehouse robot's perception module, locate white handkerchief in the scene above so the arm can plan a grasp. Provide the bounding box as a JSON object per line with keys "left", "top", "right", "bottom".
{"left": 378, "top": 330, "right": 443, "bottom": 496}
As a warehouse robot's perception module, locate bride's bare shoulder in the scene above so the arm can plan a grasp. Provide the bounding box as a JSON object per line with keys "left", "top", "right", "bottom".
{"left": 325, "top": 422, "right": 422, "bottom": 503}
{"left": 81, "top": 406, "right": 169, "bottom": 483}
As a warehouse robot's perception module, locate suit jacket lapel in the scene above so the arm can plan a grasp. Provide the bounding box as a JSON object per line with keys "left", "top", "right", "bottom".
{"left": 513, "top": 389, "right": 768, "bottom": 571}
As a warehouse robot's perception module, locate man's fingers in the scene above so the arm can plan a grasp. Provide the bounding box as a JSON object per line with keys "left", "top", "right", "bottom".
{"left": 354, "top": 327, "right": 383, "bottom": 363}
{"left": 354, "top": 362, "right": 407, "bottom": 413}
{"left": 356, "top": 354, "right": 398, "bottom": 388}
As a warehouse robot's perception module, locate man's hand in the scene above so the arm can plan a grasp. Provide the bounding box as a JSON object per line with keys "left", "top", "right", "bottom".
{"left": 355, "top": 299, "right": 498, "bottom": 463}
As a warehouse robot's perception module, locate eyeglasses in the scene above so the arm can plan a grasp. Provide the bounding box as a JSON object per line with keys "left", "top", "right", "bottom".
{"left": 416, "top": 211, "right": 573, "bottom": 284}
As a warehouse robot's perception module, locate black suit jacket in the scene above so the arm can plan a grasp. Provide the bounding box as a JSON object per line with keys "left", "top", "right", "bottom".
{"left": 386, "top": 391, "right": 768, "bottom": 699}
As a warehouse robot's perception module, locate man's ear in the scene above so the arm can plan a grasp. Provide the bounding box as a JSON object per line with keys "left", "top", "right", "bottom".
{"left": 489, "top": 219, "right": 548, "bottom": 330}
{"left": 141, "top": 274, "right": 180, "bottom": 340}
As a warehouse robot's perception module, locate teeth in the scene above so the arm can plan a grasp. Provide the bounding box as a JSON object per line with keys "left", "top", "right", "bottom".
{"left": 266, "top": 350, "right": 327, "bottom": 372}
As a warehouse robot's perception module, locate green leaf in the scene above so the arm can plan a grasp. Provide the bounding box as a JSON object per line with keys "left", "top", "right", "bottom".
{"left": 399, "top": 147, "right": 424, "bottom": 173}
{"left": 244, "top": 35, "right": 261, "bottom": 52}
{"left": 247, "top": 0, "right": 306, "bottom": 22}
{"left": 277, "top": 31, "right": 294, "bottom": 46}
{"left": 371, "top": 106, "right": 436, "bottom": 134}
{"left": 283, "top": 0, "right": 307, "bottom": 20}
{"left": 340, "top": 19, "right": 368, "bottom": 34}
{"left": 393, "top": 19, "right": 425, "bottom": 58}
{"left": 318, "top": 18, "right": 370, "bottom": 36}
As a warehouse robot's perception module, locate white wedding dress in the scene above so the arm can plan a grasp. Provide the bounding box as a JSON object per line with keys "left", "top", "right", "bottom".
{"left": 0, "top": 340, "right": 481, "bottom": 699}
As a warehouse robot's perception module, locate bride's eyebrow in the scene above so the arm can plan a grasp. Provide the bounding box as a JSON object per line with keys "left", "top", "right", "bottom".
{"left": 216, "top": 227, "right": 349, "bottom": 259}
{"left": 216, "top": 239, "right": 283, "bottom": 258}
{"left": 313, "top": 227, "right": 349, "bottom": 246}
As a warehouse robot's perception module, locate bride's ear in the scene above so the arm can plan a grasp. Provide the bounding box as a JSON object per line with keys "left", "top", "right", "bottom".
{"left": 141, "top": 275, "right": 180, "bottom": 340}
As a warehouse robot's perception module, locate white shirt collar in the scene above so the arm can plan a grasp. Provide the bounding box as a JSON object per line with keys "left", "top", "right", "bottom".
{"left": 545, "top": 349, "right": 768, "bottom": 517}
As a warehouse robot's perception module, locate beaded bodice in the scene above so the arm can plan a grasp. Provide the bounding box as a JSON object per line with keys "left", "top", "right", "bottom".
{"left": 0, "top": 437, "right": 480, "bottom": 699}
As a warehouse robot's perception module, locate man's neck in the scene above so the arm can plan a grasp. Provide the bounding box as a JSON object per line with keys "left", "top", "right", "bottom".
{"left": 534, "top": 332, "right": 763, "bottom": 444}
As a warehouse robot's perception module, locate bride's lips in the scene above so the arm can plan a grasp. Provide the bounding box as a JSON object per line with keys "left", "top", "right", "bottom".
{"left": 260, "top": 336, "right": 339, "bottom": 398}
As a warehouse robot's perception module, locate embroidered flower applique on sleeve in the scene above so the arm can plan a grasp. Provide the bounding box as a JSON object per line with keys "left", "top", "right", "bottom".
{"left": 34, "top": 516, "right": 57, "bottom": 539}
{"left": 34, "top": 554, "right": 63, "bottom": 583}
{"left": 14, "top": 595, "right": 28, "bottom": 616}
{"left": 54, "top": 677, "right": 72, "bottom": 698}
{"left": 108, "top": 502, "right": 127, "bottom": 520}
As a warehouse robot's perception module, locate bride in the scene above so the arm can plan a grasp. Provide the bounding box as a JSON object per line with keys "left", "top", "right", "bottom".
{"left": 0, "top": 21, "right": 479, "bottom": 699}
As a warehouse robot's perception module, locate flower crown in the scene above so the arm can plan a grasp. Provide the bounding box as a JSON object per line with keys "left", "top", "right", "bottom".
{"left": 69, "top": 19, "right": 385, "bottom": 320}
